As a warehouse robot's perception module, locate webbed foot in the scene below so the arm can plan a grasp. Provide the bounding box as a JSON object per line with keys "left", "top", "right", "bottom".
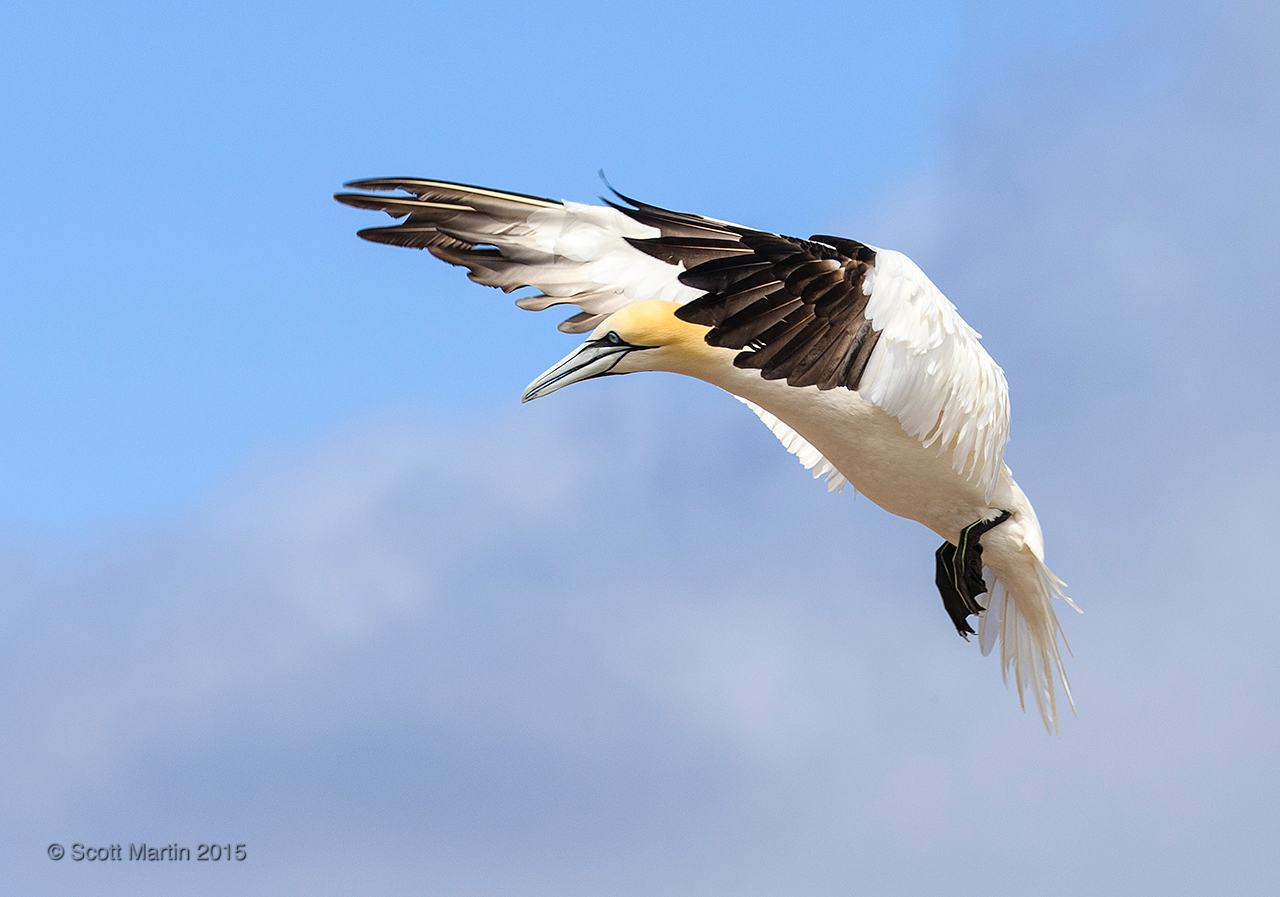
{"left": 935, "top": 510, "right": 1011, "bottom": 638}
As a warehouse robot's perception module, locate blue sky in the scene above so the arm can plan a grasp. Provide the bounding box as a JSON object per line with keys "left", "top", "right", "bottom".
{"left": 4, "top": 1, "right": 1279, "bottom": 895}
{"left": 2, "top": 0, "right": 1020, "bottom": 530}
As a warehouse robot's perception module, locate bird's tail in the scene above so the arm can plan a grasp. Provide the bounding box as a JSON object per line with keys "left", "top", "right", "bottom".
{"left": 978, "top": 543, "right": 1079, "bottom": 733}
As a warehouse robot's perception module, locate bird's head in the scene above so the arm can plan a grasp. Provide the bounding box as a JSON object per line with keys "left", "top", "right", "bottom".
{"left": 522, "top": 300, "right": 712, "bottom": 402}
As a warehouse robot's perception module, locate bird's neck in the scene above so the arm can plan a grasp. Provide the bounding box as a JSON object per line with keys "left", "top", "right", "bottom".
{"left": 636, "top": 306, "right": 742, "bottom": 385}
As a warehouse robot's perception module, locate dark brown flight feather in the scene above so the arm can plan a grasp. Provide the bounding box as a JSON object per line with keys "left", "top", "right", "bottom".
{"left": 609, "top": 194, "right": 883, "bottom": 392}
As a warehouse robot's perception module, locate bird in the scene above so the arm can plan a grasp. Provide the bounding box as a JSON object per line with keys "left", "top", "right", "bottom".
{"left": 334, "top": 176, "right": 1079, "bottom": 732}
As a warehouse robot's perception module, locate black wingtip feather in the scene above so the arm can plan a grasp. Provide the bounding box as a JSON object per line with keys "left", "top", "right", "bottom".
{"left": 597, "top": 170, "right": 655, "bottom": 213}
{"left": 344, "top": 178, "right": 418, "bottom": 191}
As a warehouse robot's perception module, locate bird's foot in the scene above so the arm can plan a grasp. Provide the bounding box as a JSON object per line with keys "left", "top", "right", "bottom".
{"left": 935, "top": 510, "right": 1011, "bottom": 639}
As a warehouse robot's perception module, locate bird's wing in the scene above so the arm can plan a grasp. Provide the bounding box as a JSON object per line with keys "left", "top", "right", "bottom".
{"left": 625, "top": 195, "right": 1010, "bottom": 501}
{"left": 334, "top": 178, "right": 704, "bottom": 333}
{"left": 850, "top": 247, "right": 1010, "bottom": 501}
{"left": 336, "top": 180, "right": 1010, "bottom": 498}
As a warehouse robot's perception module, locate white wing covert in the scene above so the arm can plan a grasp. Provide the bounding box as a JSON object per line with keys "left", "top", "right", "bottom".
{"left": 857, "top": 249, "right": 1010, "bottom": 500}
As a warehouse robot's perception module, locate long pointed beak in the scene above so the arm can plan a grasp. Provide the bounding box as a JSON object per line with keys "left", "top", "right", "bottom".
{"left": 522, "top": 338, "right": 635, "bottom": 403}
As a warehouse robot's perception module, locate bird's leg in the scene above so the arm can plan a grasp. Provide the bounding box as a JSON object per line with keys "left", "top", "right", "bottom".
{"left": 934, "top": 510, "right": 1011, "bottom": 639}
{"left": 935, "top": 541, "right": 973, "bottom": 637}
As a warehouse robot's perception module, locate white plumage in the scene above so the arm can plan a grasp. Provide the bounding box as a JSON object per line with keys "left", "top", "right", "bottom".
{"left": 336, "top": 178, "right": 1079, "bottom": 732}
{"left": 857, "top": 249, "right": 1009, "bottom": 501}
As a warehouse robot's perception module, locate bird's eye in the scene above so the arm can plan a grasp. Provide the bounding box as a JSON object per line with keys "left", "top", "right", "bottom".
{"left": 605, "top": 331, "right": 622, "bottom": 344}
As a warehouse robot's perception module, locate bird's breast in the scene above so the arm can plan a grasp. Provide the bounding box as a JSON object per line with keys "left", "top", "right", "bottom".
{"left": 693, "top": 359, "right": 1005, "bottom": 541}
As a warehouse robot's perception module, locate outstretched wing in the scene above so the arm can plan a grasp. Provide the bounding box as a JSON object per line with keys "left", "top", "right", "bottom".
{"left": 336, "top": 179, "right": 1010, "bottom": 497}
{"left": 334, "top": 178, "right": 702, "bottom": 333}
{"left": 618, "top": 192, "right": 1010, "bottom": 500}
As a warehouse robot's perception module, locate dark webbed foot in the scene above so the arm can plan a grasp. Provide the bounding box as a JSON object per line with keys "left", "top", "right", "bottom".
{"left": 935, "top": 510, "right": 1011, "bottom": 638}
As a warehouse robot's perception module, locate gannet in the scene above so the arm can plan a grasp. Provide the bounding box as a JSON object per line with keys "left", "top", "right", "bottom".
{"left": 335, "top": 178, "right": 1079, "bottom": 731}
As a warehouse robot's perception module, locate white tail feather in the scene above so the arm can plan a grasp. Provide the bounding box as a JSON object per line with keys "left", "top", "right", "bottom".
{"left": 978, "top": 550, "right": 1078, "bottom": 733}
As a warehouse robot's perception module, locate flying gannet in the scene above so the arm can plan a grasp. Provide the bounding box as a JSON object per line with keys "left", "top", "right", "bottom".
{"left": 335, "top": 178, "right": 1079, "bottom": 732}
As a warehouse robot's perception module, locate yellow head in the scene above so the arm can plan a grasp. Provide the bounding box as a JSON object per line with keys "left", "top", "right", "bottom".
{"left": 522, "top": 300, "right": 720, "bottom": 401}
